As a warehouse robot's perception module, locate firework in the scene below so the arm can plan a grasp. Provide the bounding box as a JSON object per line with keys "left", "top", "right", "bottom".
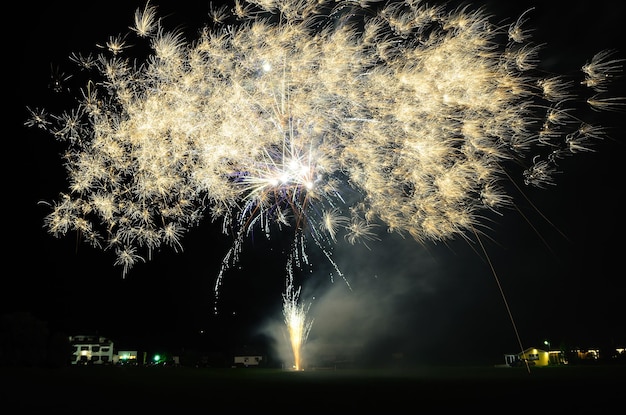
{"left": 26, "top": 0, "right": 623, "bottom": 288}
{"left": 282, "top": 262, "right": 314, "bottom": 370}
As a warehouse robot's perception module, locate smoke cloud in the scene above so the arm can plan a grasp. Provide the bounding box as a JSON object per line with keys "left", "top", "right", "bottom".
{"left": 258, "top": 230, "right": 489, "bottom": 368}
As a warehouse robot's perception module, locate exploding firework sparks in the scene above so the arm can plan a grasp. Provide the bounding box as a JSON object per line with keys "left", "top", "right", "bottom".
{"left": 282, "top": 261, "right": 314, "bottom": 370}
{"left": 26, "top": 0, "right": 624, "bottom": 299}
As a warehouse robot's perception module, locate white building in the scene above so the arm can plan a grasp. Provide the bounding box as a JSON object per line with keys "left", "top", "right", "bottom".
{"left": 233, "top": 355, "right": 263, "bottom": 367}
{"left": 69, "top": 335, "right": 114, "bottom": 365}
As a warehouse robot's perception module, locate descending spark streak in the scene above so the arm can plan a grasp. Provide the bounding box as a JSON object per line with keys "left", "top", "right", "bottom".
{"left": 26, "top": 0, "right": 624, "bottom": 285}
{"left": 282, "top": 264, "right": 313, "bottom": 371}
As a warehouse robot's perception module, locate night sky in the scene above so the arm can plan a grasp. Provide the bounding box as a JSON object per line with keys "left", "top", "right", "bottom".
{"left": 5, "top": 0, "right": 625, "bottom": 366}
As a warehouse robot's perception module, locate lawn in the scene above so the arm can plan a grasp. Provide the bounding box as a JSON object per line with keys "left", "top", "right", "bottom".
{"left": 3, "top": 364, "right": 624, "bottom": 412}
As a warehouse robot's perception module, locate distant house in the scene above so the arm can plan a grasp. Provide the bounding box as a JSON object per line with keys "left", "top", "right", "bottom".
{"left": 504, "top": 347, "right": 566, "bottom": 367}
{"left": 69, "top": 335, "right": 114, "bottom": 365}
{"left": 572, "top": 348, "right": 600, "bottom": 360}
{"left": 114, "top": 350, "right": 139, "bottom": 365}
{"left": 233, "top": 355, "right": 263, "bottom": 367}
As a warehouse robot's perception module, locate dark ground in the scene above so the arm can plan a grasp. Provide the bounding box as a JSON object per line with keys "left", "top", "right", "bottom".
{"left": 2, "top": 364, "right": 624, "bottom": 412}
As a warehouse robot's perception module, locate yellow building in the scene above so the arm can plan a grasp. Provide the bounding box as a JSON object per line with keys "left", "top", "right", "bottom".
{"left": 505, "top": 347, "right": 561, "bottom": 367}
{"left": 519, "top": 347, "right": 550, "bottom": 366}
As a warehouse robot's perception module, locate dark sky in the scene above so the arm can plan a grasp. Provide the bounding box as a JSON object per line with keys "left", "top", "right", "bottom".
{"left": 5, "top": 0, "right": 625, "bottom": 366}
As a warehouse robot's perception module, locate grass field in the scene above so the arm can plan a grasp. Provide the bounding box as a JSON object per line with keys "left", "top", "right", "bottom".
{"left": 3, "top": 364, "right": 624, "bottom": 412}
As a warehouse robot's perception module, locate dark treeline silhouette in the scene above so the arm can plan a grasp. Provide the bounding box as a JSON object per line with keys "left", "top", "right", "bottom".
{"left": 0, "top": 312, "right": 71, "bottom": 367}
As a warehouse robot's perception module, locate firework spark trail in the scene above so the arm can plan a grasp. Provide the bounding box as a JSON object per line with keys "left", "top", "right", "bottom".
{"left": 26, "top": 1, "right": 624, "bottom": 287}
{"left": 282, "top": 260, "right": 314, "bottom": 370}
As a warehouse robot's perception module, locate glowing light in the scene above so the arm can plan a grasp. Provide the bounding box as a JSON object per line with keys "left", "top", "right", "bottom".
{"left": 27, "top": 0, "right": 623, "bottom": 288}
{"left": 282, "top": 263, "right": 313, "bottom": 371}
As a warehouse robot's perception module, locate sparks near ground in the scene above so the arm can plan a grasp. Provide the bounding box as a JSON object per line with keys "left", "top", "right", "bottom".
{"left": 25, "top": 0, "right": 624, "bottom": 362}
{"left": 282, "top": 262, "right": 313, "bottom": 370}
